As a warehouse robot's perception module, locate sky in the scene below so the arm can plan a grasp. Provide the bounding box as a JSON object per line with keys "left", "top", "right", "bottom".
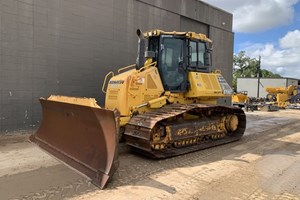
{"left": 203, "top": 0, "right": 300, "bottom": 78}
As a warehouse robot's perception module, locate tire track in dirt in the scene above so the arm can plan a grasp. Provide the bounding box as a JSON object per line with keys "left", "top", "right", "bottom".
{"left": 5, "top": 116, "right": 300, "bottom": 200}
{"left": 146, "top": 120, "right": 300, "bottom": 200}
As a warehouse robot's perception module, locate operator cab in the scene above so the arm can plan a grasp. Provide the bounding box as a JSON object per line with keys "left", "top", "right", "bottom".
{"left": 146, "top": 34, "right": 212, "bottom": 92}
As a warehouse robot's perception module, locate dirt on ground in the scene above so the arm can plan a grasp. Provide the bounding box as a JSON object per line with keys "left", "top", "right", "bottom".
{"left": 1, "top": 110, "right": 300, "bottom": 200}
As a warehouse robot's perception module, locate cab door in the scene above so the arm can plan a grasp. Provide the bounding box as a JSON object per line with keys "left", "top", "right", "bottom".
{"left": 159, "top": 36, "right": 188, "bottom": 92}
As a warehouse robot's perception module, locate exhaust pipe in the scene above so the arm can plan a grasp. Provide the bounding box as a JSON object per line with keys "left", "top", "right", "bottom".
{"left": 136, "top": 29, "right": 146, "bottom": 69}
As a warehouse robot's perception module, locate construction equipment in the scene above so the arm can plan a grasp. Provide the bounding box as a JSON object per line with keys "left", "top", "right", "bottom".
{"left": 265, "top": 85, "right": 300, "bottom": 108}
{"left": 232, "top": 91, "right": 258, "bottom": 111}
{"left": 289, "top": 86, "right": 300, "bottom": 103}
{"left": 30, "top": 29, "right": 246, "bottom": 189}
{"left": 232, "top": 91, "right": 248, "bottom": 108}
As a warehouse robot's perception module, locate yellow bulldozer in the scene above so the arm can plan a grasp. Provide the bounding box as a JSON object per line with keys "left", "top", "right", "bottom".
{"left": 30, "top": 29, "right": 246, "bottom": 189}
{"left": 265, "top": 85, "right": 300, "bottom": 108}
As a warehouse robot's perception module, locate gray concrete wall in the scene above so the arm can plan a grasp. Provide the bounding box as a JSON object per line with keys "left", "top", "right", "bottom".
{"left": 0, "top": 0, "right": 233, "bottom": 133}
{"left": 237, "top": 78, "right": 300, "bottom": 98}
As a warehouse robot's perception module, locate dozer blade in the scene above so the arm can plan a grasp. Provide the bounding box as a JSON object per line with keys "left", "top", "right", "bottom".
{"left": 30, "top": 96, "right": 119, "bottom": 189}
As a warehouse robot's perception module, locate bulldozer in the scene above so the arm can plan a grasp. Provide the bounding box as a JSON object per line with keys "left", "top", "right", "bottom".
{"left": 30, "top": 29, "right": 246, "bottom": 189}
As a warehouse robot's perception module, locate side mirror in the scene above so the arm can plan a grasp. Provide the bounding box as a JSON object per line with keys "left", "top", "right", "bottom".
{"left": 204, "top": 52, "right": 212, "bottom": 66}
{"left": 145, "top": 51, "right": 155, "bottom": 59}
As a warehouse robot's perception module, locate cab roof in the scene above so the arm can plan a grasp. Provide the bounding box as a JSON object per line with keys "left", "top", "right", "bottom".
{"left": 144, "top": 29, "right": 212, "bottom": 43}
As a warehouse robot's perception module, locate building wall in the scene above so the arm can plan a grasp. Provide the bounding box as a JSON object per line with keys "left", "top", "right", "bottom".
{"left": 237, "top": 78, "right": 299, "bottom": 98}
{"left": 0, "top": 0, "right": 234, "bottom": 133}
{"left": 287, "top": 78, "right": 299, "bottom": 86}
{"left": 237, "top": 78, "right": 260, "bottom": 98}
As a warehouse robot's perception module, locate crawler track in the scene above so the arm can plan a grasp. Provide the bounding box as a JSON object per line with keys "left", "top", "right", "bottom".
{"left": 124, "top": 104, "right": 246, "bottom": 158}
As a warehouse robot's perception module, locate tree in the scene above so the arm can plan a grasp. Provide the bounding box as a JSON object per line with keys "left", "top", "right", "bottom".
{"left": 260, "top": 69, "right": 281, "bottom": 78}
{"left": 232, "top": 51, "right": 281, "bottom": 90}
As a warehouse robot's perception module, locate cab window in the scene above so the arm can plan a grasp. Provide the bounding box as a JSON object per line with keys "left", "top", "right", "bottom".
{"left": 198, "top": 42, "right": 205, "bottom": 66}
{"left": 159, "top": 37, "right": 186, "bottom": 91}
{"left": 189, "top": 40, "right": 207, "bottom": 71}
{"left": 190, "top": 41, "right": 197, "bottom": 66}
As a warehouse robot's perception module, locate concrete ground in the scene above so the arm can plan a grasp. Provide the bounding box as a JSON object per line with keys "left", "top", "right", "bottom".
{"left": 1, "top": 110, "right": 300, "bottom": 200}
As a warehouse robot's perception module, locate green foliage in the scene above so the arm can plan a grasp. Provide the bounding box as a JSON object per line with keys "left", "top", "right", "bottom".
{"left": 232, "top": 51, "right": 281, "bottom": 90}
{"left": 260, "top": 69, "right": 281, "bottom": 78}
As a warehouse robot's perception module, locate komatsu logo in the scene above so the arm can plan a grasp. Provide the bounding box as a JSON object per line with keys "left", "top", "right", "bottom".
{"left": 109, "top": 80, "right": 124, "bottom": 84}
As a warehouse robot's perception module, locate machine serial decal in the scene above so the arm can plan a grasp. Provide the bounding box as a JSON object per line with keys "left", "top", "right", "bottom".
{"left": 176, "top": 124, "right": 218, "bottom": 136}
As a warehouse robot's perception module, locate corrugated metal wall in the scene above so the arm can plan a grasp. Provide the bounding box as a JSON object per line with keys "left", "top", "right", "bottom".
{"left": 0, "top": 0, "right": 233, "bottom": 133}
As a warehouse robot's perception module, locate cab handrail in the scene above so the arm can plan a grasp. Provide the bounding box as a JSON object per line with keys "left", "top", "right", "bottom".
{"left": 102, "top": 71, "right": 114, "bottom": 94}
{"left": 117, "top": 64, "right": 136, "bottom": 73}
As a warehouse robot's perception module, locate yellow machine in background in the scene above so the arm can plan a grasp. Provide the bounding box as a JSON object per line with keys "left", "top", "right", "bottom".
{"left": 30, "top": 29, "right": 246, "bottom": 189}
{"left": 232, "top": 91, "right": 248, "bottom": 108}
{"left": 265, "top": 85, "right": 300, "bottom": 108}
